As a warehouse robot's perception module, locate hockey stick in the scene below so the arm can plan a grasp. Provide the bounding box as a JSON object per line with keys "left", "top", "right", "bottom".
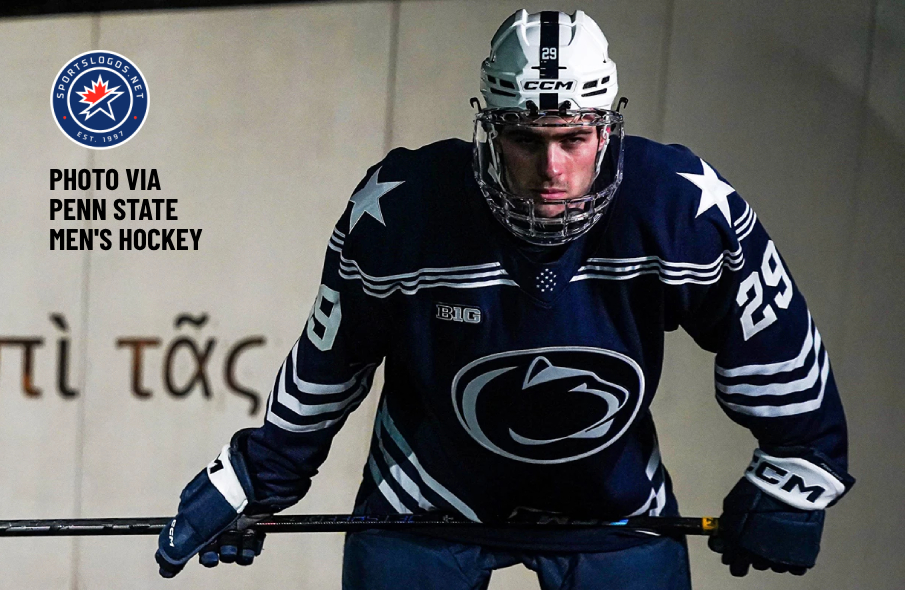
{"left": 0, "top": 514, "right": 718, "bottom": 537}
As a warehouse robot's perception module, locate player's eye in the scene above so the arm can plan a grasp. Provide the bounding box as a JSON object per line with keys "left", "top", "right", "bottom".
{"left": 562, "top": 136, "right": 588, "bottom": 147}
{"left": 507, "top": 134, "right": 541, "bottom": 148}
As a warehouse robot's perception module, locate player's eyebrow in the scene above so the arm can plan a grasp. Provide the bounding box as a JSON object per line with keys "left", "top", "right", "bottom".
{"left": 557, "top": 128, "right": 594, "bottom": 139}
{"left": 501, "top": 127, "right": 541, "bottom": 139}
{"left": 501, "top": 127, "right": 593, "bottom": 140}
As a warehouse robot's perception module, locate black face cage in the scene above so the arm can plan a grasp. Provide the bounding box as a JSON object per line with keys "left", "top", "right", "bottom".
{"left": 473, "top": 108, "right": 625, "bottom": 247}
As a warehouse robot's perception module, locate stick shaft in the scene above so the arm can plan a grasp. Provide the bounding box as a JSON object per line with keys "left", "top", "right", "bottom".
{"left": 0, "top": 514, "right": 718, "bottom": 537}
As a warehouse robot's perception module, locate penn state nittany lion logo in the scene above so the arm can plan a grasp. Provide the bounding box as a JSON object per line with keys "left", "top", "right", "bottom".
{"left": 451, "top": 347, "right": 645, "bottom": 464}
{"left": 51, "top": 51, "right": 149, "bottom": 149}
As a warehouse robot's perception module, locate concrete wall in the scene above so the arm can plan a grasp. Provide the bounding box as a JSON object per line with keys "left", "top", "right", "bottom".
{"left": 0, "top": 1, "right": 901, "bottom": 588}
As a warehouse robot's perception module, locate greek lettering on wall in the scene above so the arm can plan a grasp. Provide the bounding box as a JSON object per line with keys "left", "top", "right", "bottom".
{"left": 1, "top": 312, "right": 266, "bottom": 416}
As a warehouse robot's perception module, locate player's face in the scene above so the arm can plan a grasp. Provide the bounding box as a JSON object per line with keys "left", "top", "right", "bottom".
{"left": 497, "top": 123, "right": 602, "bottom": 218}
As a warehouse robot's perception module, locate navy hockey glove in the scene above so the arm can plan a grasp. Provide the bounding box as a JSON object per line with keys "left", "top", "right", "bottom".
{"left": 708, "top": 477, "right": 823, "bottom": 576}
{"left": 709, "top": 448, "right": 854, "bottom": 577}
{"left": 155, "top": 430, "right": 266, "bottom": 578}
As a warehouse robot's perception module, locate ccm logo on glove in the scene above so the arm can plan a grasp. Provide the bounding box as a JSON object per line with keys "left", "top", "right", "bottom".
{"left": 745, "top": 450, "right": 845, "bottom": 510}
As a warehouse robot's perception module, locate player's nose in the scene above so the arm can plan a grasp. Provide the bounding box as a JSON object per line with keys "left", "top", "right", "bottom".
{"left": 538, "top": 143, "right": 566, "bottom": 180}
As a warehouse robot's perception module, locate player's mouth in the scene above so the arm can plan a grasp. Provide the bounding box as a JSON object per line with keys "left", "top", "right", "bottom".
{"left": 534, "top": 189, "right": 569, "bottom": 200}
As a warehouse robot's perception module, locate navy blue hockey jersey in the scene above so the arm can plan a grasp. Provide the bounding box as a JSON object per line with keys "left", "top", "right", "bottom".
{"left": 244, "top": 136, "right": 849, "bottom": 551}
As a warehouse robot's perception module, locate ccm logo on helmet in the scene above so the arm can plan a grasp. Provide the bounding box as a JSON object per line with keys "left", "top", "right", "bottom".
{"left": 522, "top": 80, "right": 576, "bottom": 91}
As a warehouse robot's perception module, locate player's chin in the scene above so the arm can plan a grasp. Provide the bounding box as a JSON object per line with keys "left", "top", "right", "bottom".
{"left": 534, "top": 202, "right": 568, "bottom": 219}
{"left": 534, "top": 200, "right": 590, "bottom": 219}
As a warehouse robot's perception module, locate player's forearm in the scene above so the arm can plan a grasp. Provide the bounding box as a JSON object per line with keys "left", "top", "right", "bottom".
{"left": 239, "top": 422, "right": 341, "bottom": 512}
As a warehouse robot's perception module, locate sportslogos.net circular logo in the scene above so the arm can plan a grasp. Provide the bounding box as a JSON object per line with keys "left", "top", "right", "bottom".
{"left": 51, "top": 50, "right": 149, "bottom": 149}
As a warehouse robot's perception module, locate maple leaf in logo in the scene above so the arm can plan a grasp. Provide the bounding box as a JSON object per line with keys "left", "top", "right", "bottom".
{"left": 75, "top": 75, "right": 124, "bottom": 122}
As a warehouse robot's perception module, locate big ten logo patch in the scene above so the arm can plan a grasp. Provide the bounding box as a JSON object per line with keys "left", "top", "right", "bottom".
{"left": 435, "top": 303, "right": 482, "bottom": 324}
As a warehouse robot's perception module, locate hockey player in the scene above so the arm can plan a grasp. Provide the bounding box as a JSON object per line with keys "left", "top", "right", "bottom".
{"left": 156, "top": 9, "right": 854, "bottom": 589}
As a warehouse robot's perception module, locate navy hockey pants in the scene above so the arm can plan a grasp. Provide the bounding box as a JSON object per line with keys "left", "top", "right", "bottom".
{"left": 342, "top": 529, "right": 692, "bottom": 590}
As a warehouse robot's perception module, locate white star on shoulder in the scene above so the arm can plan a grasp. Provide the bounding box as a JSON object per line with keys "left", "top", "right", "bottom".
{"left": 348, "top": 167, "right": 405, "bottom": 232}
{"left": 677, "top": 158, "right": 735, "bottom": 226}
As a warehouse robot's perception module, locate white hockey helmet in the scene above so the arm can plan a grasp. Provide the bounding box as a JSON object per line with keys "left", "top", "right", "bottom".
{"left": 473, "top": 9, "right": 625, "bottom": 246}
